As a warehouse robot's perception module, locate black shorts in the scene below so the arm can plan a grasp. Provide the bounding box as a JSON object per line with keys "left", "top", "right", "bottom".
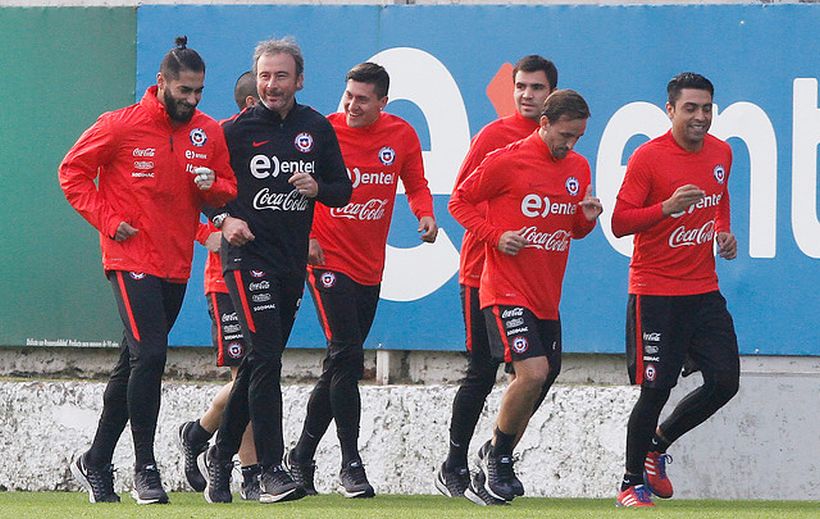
{"left": 626, "top": 291, "right": 739, "bottom": 389}
{"left": 483, "top": 305, "right": 562, "bottom": 367}
{"left": 207, "top": 291, "right": 246, "bottom": 367}
{"left": 306, "top": 268, "right": 380, "bottom": 348}
{"left": 462, "top": 286, "right": 513, "bottom": 374}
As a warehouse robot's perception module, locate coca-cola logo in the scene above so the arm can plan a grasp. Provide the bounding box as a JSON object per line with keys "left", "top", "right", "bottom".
{"left": 330, "top": 198, "right": 388, "bottom": 221}
{"left": 132, "top": 147, "right": 155, "bottom": 157}
{"left": 501, "top": 307, "right": 524, "bottom": 319}
{"left": 253, "top": 188, "right": 309, "bottom": 212}
{"left": 249, "top": 280, "right": 270, "bottom": 291}
{"left": 520, "top": 226, "right": 571, "bottom": 252}
{"left": 221, "top": 312, "right": 238, "bottom": 323}
{"left": 668, "top": 220, "right": 715, "bottom": 248}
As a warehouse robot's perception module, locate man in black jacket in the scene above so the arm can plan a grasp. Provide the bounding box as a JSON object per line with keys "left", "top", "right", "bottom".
{"left": 199, "top": 37, "right": 352, "bottom": 505}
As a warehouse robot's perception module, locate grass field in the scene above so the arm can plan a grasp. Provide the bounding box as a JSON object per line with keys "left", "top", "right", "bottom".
{"left": 0, "top": 493, "right": 817, "bottom": 519}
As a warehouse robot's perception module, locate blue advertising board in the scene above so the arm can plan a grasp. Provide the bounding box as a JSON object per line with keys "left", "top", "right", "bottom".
{"left": 138, "top": 5, "right": 820, "bottom": 355}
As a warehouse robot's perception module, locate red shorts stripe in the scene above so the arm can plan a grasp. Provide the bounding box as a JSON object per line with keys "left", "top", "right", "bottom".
{"left": 491, "top": 306, "right": 512, "bottom": 363}
{"left": 211, "top": 292, "right": 225, "bottom": 366}
{"left": 635, "top": 295, "right": 644, "bottom": 385}
{"left": 307, "top": 269, "right": 333, "bottom": 341}
{"left": 233, "top": 270, "right": 256, "bottom": 334}
{"left": 464, "top": 288, "right": 473, "bottom": 353}
{"left": 115, "top": 271, "right": 141, "bottom": 342}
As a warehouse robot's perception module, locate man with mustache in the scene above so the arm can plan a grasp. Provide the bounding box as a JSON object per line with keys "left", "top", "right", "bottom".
{"left": 59, "top": 36, "right": 237, "bottom": 505}
{"left": 612, "top": 72, "right": 739, "bottom": 508}
{"left": 449, "top": 89, "right": 602, "bottom": 505}
{"left": 198, "top": 37, "right": 352, "bottom": 505}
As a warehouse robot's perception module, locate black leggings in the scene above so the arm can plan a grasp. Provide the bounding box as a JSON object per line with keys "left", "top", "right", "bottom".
{"left": 86, "top": 272, "right": 186, "bottom": 469}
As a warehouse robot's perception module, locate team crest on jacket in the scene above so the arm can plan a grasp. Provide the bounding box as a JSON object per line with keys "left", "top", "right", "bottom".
{"left": 189, "top": 128, "right": 207, "bottom": 147}
{"left": 320, "top": 271, "right": 336, "bottom": 288}
{"left": 227, "top": 342, "right": 243, "bottom": 359}
{"left": 511, "top": 336, "right": 529, "bottom": 354}
{"left": 294, "top": 132, "right": 314, "bottom": 153}
{"left": 250, "top": 270, "right": 265, "bottom": 278}
{"left": 565, "top": 176, "right": 580, "bottom": 196}
{"left": 645, "top": 364, "right": 657, "bottom": 382}
{"left": 378, "top": 146, "right": 396, "bottom": 166}
{"left": 713, "top": 164, "right": 726, "bottom": 184}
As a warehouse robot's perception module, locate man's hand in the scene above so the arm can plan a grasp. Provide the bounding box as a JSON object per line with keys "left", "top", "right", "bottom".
{"left": 221, "top": 216, "right": 255, "bottom": 247}
{"left": 193, "top": 167, "right": 215, "bottom": 191}
{"left": 662, "top": 184, "right": 705, "bottom": 216}
{"left": 717, "top": 232, "right": 737, "bottom": 260}
{"left": 289, "top": 172, "right": 319, "bottom": 198}
{"left": 418, "top": 216, "right": 438, "bottom": 243}
{"left": 308, "top": 238, "right": 325, "bottom": 265}
{"left": 114, "top": 221, "right": 138, "bottom": 242}
{"left": 578, "top": 184, "right": 603, "bottom": 221}
{"left": 204, "top": 231, "right": 222, "bottom": 253}
{"left": 497, "top": 230, "right": 528, "bottom": 256}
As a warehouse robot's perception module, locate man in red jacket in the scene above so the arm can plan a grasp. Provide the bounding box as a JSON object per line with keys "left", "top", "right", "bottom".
{"left": 449, "top": 90, "right": 602, "bottom": 504}
{"left": 59, "top": 37, "right": 237, "bottom": 505}
{"left": 438, "top": 55, "right": 558, "bottom": 504}
{"left": 284, "top": 62, "right": 437, "bottom": 499}
{"left": 612, "top": 72, "right": 739, "bottom": 508}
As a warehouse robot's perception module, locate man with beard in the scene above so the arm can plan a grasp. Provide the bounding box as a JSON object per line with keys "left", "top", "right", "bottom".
{"left": 59, "top": 36, "right": 237, "bottom": 505}
{"left": 198, "top": 37, "right": 351, "bottom": 505}
{"left": 449, "top": 90, "right": 602, "bottom": 505}
{"left": 437, "top": 55, "right": 558, "bottom": 504}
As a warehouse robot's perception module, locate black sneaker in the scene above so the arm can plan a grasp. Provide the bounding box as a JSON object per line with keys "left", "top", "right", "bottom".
{"left": 464, "top": 469, "right": 508, "bottom": 506}
{"left": 338, "top": 460, "right": 375, "bottom": 499}
{"left": 198, "top": 445, "right": 233, "bottom": 504}
{"left": 131, "top": 464, "right": 169, "bottom": 505}
{"left": 177, "top": 421, "right": 208, "bottom": 492}
{"left": 259, "top": 464, "right": 307, "bottom": 503}
{"left": 435, "top": 462, "right": 470, "bottom": 497}
{"left": 283, "top": 450, "right": 318, "bottom": 496}
{"left": 70, "top": 452, "right": 120, "bottom": 503}
{"left": 476, "top": 441, "right": 518, "bottom": 502}
{"left": 240, "top": 464, "right": 261, "bottom": 501}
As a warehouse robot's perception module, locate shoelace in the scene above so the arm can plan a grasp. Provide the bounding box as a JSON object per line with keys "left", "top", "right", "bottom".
{"left": 344, "top": 462, "right": 368, "bottom": 485}
{"left": 211, "top": 458, "right": 233, "bottom": 488}
{"left": 633, "top": 484, "right": 653, "bottom": 503}
{"left": 88, "top": 465, "right": 116, "bottom": 496}
{"left": 656, "top": 453, "right": 673, "bottom": 479}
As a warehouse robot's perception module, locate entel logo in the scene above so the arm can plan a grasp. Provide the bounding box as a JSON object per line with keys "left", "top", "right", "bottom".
{"left": 348, "top": 167, "right": 395, "bottom": 189}
{"left": 521, "top": 194, "right": 577, "bottom": 218}
{"left": 250, "top": 154, "right": 315, "bottom": 179}
{"left": 670, "top": 193, "right": 723, "bottom": 218}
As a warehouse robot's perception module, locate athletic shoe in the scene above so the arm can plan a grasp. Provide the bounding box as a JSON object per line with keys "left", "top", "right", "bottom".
{"left": 283, "top": 450, "right": 318, "bottom": 495}
{"left": 435, "top": 462, "right": 470, "bottom": 498}
{"left": 338, "top": 460, "right": 375, "bottom": 499}
{"left": 198, "top": 445, "right": 233, "bottom": 504}
{"left": 644, "top": 451, "right": 673, "bottom": 498}
{"left": 259, "top": 464, "right": 307, "bottom": 503}
{"left": 239, "top": 464, "right": 261, "bottom": 501}
{"left": 616, "top": 484, "right": 655, "bottom": 508}
{"left": 70, "top": 452, "right": 120, "bottom": 503}
{"left": 476, "top": 441, "right": 519, "bottom": 502}
{"left": 463, "top": 469, "right": 507, "bottom": 506}
{"left": 131, "top": 465, "right": 169, "bottom": 505}
{"left": 177, "top": 421, "right": 208, "bottom": 492}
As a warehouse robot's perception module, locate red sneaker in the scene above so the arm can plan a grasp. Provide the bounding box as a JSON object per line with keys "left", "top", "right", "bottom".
{"left": 644, "top": 451, "right": 673, "bottom": 498}
{"left": 616, "top": 484, "right": 655, "bottom": 508}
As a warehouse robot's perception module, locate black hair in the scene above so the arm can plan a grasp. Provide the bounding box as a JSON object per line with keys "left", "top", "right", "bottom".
{"left": 233, "top": 71, "right": 258, "bottom": 110}
{"left": 541, "top": 89, "right": 590, "bottom": 123}
{"left": 346, "top": 62, "right": 390, "bottom": 99}
{"left": 513, "top": 55, "right": 558, "bottom": 91}
{"left": 159, "top": 36, "right": 205, "bottom": 80}
{"left": 667, "top": 72, "right": 714, "bottom": 106}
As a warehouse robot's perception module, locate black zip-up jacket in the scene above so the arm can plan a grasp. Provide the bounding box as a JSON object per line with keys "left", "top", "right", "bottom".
{"left": 218, "top": 101, "right": 352, "bottom": 278}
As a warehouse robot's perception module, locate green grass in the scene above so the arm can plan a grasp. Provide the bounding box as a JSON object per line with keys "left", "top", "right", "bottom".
{"left": 0, "top": 493, "right": 816, "bottom": 518}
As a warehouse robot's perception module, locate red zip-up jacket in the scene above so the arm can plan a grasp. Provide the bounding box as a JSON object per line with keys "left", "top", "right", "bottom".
{"left": 59, "top": 86, "right": 237, "bottom": 282}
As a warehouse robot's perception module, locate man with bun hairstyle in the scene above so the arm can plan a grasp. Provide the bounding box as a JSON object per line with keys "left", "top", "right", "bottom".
{"left": 60, "top": 36, "right": 236, "bottom": 505}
